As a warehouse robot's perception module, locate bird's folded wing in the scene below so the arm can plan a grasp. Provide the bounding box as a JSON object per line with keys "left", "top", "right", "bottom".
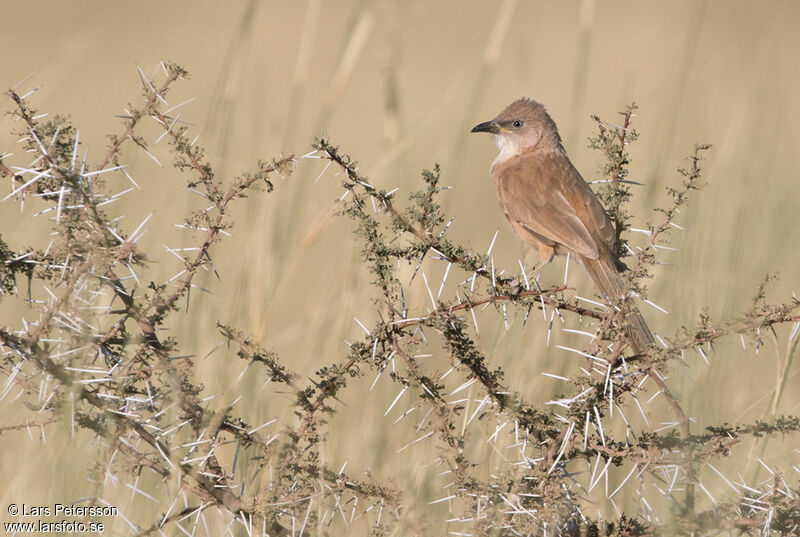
{"left": 495, "top": 151, "right": 602, "bottom": 259}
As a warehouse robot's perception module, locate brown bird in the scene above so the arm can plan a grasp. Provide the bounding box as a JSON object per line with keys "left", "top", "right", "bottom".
{"left": 471, "top": 98, "right": 653, "bottom": 353}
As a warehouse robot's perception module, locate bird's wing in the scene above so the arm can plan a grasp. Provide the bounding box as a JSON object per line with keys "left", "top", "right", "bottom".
{"left": 494, "top": 150, "right": 615, "bottom": 260}
{"left": 554, "top": 154, "right": 617, "bottom": 250}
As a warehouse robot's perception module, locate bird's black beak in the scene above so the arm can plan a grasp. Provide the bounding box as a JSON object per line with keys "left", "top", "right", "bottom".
{"left": 470, "top": 120, "right": 501, "bottom": 134}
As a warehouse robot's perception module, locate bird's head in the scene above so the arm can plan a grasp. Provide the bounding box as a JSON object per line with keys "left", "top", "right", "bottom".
{"left": 471, "top": 98, "right": 561, "bottom": 160}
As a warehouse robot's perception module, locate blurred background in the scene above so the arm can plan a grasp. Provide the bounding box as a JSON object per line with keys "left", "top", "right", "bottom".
{"left": 1, "top": 0, "right": 799, "bottom": 533}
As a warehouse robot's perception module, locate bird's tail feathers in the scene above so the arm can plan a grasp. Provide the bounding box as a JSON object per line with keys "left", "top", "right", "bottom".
{"left": 582, "top": 255, "right": 654, "bottom": 354}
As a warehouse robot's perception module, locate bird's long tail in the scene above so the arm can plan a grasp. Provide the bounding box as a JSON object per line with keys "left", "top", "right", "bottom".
{"left": 582, "top": 255, "right": 654, "bottom": 355}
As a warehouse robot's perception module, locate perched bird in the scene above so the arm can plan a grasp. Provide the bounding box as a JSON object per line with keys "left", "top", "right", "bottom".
{"left": 471, "top": 98, "right": 653, "bottom": 353}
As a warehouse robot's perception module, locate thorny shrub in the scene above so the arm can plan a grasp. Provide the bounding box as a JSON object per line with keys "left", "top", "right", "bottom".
{"left": 1, "top": 64, "right": 799, "bottom": 536}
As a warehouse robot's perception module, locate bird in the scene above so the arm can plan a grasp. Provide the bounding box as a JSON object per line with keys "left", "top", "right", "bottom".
{"left": 471, "top": 98, "right": 653, "bottom": 354}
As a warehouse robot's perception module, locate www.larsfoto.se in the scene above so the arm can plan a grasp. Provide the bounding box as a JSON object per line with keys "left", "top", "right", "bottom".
{"left": 4, "top": 520, "right": 105, "bottom": 534}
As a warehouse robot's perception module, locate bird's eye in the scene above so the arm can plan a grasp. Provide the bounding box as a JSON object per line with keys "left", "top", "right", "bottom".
{"left": 512, "top": 120, "right": 523, "bottom": 128}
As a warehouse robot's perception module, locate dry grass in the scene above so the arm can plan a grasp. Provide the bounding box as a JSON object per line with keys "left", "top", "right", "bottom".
{"left": 1, "top": 1, "right": 799, "bottom": 535}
